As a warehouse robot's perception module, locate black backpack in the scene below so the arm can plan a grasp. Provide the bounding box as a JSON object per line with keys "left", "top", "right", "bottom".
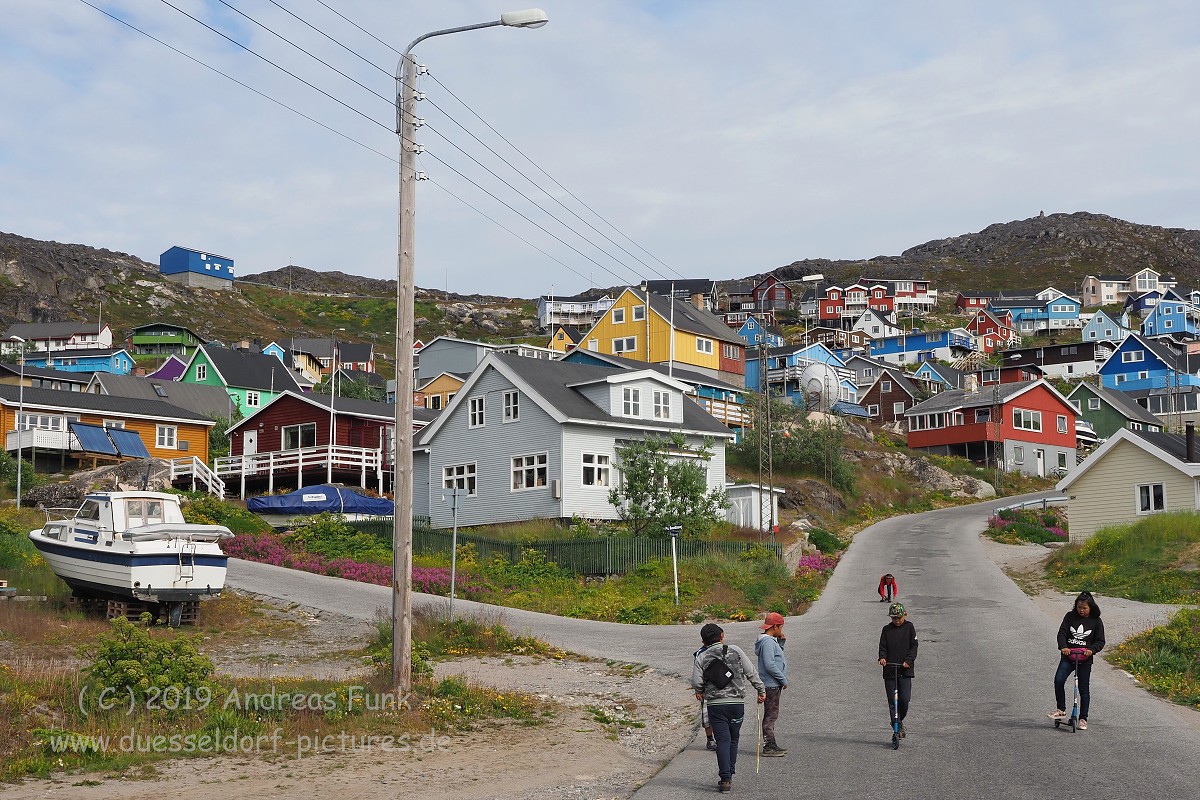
{"left": 702, "top": 645, "right": 734, "bottom": 689}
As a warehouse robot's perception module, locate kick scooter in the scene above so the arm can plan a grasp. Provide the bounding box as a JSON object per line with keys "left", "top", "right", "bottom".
{"left": 886, "top": 662, "right": 905, "bottom": 749}
{"left": 1053, "top": 648, "right": 1088, "bottom": 733}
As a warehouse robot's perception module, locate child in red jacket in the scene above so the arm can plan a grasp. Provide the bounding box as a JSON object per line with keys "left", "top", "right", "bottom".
{"left": 878, "top": 573, "right": 898, "bottom": 602}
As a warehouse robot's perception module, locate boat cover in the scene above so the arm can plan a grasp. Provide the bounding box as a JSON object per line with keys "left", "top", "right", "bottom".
{"left": 246, "top": 485, "right": 393, "bottom": 516}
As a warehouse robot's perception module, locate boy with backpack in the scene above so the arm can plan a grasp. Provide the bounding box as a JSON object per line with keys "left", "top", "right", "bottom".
{"left": 692, "top": 623, "right": 766, "bottom": 794}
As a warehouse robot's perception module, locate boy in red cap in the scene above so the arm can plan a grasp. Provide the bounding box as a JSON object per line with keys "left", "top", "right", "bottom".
{"left": 755, "top": 611, "right": 789, "bottom": 756}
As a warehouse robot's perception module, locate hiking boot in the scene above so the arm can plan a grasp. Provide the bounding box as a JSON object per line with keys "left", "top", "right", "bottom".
{"left": 761, "top": 743, "right": 787, "bottom": 756}
{"left": 706, "top": 738, "right": 717, "bottom": 751}
{"left": 718, "top": 779, "right": 732, "bottom": 793}
{"left": 1047, "top": 709, "right": 1067, "bottom": 720}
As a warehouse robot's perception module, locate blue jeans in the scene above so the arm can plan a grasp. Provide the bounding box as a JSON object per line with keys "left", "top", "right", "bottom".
{"left": 883, "top": 675, "right": 912, "bottom": 724}
{"left": 1055, "top": 656, "right": 1093, "bottom": 720}
{"left": 707, "top": 702, "right": 744, "bottom": 782}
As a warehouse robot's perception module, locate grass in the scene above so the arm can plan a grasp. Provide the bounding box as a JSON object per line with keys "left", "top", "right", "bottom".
{"left": 1045, "top": 512, "right": 1200, "bottom": 603}
{"left": 984, "top": 506, "right": 1069, "bottom": 545}
{"left": 1108, "top": 608, "right": 1200, "bottom": 709}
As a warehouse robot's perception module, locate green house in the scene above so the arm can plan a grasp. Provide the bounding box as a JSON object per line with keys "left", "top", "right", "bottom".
{"left": 1066, "top": 381, "right": 1163, "bottom": 440}
{"left": 129, "top": 322, "right": 207, "bottom": 358}
{"left": 180, "top": 344, "right": 302, "bottom": 415}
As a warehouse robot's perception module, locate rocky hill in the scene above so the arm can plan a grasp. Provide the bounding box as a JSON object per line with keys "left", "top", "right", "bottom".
{"left": 773, "top": 212, "right": 1200, "bottom": 292}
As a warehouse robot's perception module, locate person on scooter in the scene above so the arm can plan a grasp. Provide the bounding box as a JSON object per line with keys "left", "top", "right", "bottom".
{"left": 878, "top": 602, "right": 918, "bottom": 738}
{"left": 1048, "top": 591, "right": 1106, "bottom": 730}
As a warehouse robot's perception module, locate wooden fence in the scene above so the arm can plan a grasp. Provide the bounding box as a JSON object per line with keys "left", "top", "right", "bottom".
{"left": 351, "top": 520, "right": 781, "bottom": 576}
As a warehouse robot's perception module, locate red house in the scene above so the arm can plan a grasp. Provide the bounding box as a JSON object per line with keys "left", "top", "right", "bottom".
{"left": 904, "top": 379, "right": 1078, "bottom": 477}
{"left": 966, "top": 308, "right": 1020, "bottom": 353}
{"left": 861, "top": 368, "right": 927, "bottom": 423}
{"left": 220, "top": 391, "right": 435, "bottom": 497}
{"left": 955, "top": 291, "right": 1001, "bottom": 313}
{"left": 753, "top": 275, "right": 793, "bottom": 311}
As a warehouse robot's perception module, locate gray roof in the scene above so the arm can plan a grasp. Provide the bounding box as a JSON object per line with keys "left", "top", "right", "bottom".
{"left": 920, "top": 362, "right": 966, "bottom": 388}
{"left": 644, "top": 279, "right": 716, "bottom": 297}
{"left": 335, "top": 368, "right": 386, "bottom": 388}
{"left": 1129, "top": 428, "right": 1193, "bottom": 462}
{"left": 289, "top": 338, "right": 335, "bottom": 359}
{"left": 906, "top": 380, "right": 1040, "bottom": 415}
{"left": 492, "top": 352, "right": 731, "bottom": 437}
{"left": 91, "top": 373, "right": 238, "bottom": 418}
{"left": 200, "top": 345, "right": 302, "bottom": 393}
{"left": 639, "top": 289, "right": 743, "bottom": 345}
{"left": 1068, "top": 382, "right": 1161, "bottom": 426}
{"left": 338, "top": 342, "right": 373, "bottom": 364}
{"left": 0, "top": 383, "right": 211, "bottom": 423}
{"left": 3, "top": 321, "right": 105, "bottom": 339}
{"left": 0, "top": 363, "right": 92, "bottom": 383}
{"left": 873, "top": 367, "right": 922, "bottom": 398}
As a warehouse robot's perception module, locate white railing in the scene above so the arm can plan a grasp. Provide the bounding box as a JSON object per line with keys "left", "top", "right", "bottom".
{"left": 169, "top": 457, "right": 226, "bottom": 498}
{"left": 214, "top": 444, "right": 384, "bottom": 498}
{"left": 6, "top": 429, "right": 72, "bottom": 451}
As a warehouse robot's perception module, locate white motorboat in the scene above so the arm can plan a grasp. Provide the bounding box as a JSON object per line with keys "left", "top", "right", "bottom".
{"left": 28, "top": 491, "right": 233, "bottom": 612}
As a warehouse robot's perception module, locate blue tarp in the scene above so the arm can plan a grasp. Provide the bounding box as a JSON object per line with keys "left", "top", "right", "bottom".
{"left": 247, "top": 485, "right": 394, "bottom": 516}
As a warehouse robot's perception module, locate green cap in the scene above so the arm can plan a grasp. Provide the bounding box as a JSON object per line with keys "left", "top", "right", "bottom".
{"left": 888, "top": 602, "right": 906, "bottom": 618}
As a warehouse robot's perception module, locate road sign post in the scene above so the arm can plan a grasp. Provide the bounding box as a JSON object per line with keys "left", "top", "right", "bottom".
{"left": 665, "top": 525, "right": 682, "bottom": 605}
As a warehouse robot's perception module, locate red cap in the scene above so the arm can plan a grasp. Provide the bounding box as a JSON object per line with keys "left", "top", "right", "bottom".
{"left": 761, "top": 612, "right": 785, "bottom": 629}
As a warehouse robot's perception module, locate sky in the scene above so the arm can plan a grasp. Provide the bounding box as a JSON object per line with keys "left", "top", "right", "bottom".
{"left": 2, "top": 2, "right": 1198, "bottom": 299}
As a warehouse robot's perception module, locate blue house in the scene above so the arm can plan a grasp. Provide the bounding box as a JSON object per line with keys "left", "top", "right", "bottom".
{"left": 159, "top": 246, "right": 236, "bottom": 290}
{"left": 1082, "top": 309, "right": 1132, "bottom": 343}
{"left": 1142, "top": 299, "right": 1200, "bottom": 339}
{"left": 745, "top": 343, "right": 857, "bottom": 407}
{"left": 21, "top": 348, "right": 134, "bottom": 375}
{"left": 1098, "top": 334, "right": 1200, "bottom": 392}
{"left": 868, "top": 329, "right": 975, "bottom": 365}
{"left": 735, "top": 315, "right": 786, "bottom": 349}
{"left": 1123, "top": 290, "right": 1168, "bottom": 318}
{"left": 990, "top": 295, "right": 1081, "bottom": 336}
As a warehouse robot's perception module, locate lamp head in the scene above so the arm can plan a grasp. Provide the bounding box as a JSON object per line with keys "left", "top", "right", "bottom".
{"left": 500, "top": 8, "right": 549, "bottom": 28}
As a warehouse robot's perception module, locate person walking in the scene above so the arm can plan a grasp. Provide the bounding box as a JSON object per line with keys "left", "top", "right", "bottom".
{"left": 1048, "top": 591, "right": 1106, "bottom": 730}
{"left": 692, "top": 623, "right": 766, "bottom": 794}
{"left": 878, "top": 573, "right": 898, "bottom": 602}
{"left": 878, "top": 602, "right": 918, "bottom": 738}
{"left": 755, "top": 611, "right": 789, "bottom": 757}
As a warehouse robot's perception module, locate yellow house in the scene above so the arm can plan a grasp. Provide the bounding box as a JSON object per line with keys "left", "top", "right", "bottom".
{"left": 578, "top": 287, "right": 746, "bottom": 385}
{"left": 0, "top": 384, "right": 214, "bottom": 470}
{"left": 546, "top": 324, "right": 584, "bottom": 353}
{"left": 418, "top": 372, "right": 467, "bottom": 411}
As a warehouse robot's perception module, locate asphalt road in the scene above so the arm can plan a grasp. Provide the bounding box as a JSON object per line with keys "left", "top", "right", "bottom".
{"left": 227, "top": 494, "right": 1200, "bottom": 799}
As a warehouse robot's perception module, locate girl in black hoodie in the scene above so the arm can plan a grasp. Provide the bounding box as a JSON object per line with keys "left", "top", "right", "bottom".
{"left": 1048, "top": 591, "right": 1106, "bottom": 729}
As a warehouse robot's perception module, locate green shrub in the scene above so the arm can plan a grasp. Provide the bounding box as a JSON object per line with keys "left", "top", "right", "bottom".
{"left": 286, "top": 513, "right": 391, "bottom": 564}
{"left": 806, "top": 528, "right": 842, "bottom": 554}
{"left": 84, "top": 617, "right": 214, "bottom": 706}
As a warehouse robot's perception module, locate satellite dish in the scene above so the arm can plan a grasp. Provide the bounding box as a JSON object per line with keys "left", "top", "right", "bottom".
{"left": 799, "top": 362, "right": 840, "bottom": 410}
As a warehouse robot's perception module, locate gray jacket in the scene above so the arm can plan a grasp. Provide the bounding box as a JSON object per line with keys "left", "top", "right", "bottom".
{"left": 755, "top": 633, "right": 788, "bottom": 688}
{"left": 691, "top": 643, "right": 765, "bottom": 705}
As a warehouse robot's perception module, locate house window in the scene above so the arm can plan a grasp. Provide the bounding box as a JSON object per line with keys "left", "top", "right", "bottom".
{"left": 653, "top": 390, "right": 671, "bottom": 420}
{"left": 864, "top": 368, "right": 875, "bottom": 378}
{"left": 892, "top": 402, "right": 905, "bottom": 416}
{"left": 196, "top": 364, "right": 206, "bottom": 381}
{"left": 612, "top": 307, "right": 626, "bottom": 324}
{"left": 975, "top": 408, "right": 991, "bottom": 422}
{"left": 244, "top": 391, "right": 260, "bottom": 408}
{"left": 1013, "top": 446, "right": 1024, "bottom": 464}
{"left": 1115, "top": 374, "right": 1127, "bottom": 385}
{"left": 1136, "top": 483, "right": 1165, "bottom": 514}
{"left": 511, "top": 452, "right": 548, "bottom": 491}
{"left": 1058, "top": 452, "right": 1068, "bottom": 468}
{"left": 1121, "top": 351, "right": 1144, "bottom": 363}
{"left": 503, "top": 390, "right": 519, "bottom": 422}
{"left": 632, "top": 304, "right": 646, "bottom": 321}
{"left": 1057, "top": 415, "right": 1068, "bottom": 434}
{"left": 469, "top": 396, "right": 485, "bottom": 428}
{"left": 613, "top": 336, "right": 637, "bottom": 353}
{"left": 443, "top": 463, "right": 477, "bottom": 496}
{"left": 867, "top": 404, "right": 879, "bottom": 416}
{"left": 696, "top": 337, "right": 714, "bottom": 355}
{"left": 156, "top": 425, "right": 177, "bottom": 449}
{"left": 428, "top": 395, "right": 442, "bottom": 410}
{"left": 18, "top": 413, "right": 67, "bottom": 431}
{"left": 102, "top": 420, "right": 125, "bottom": 429}
{"left": 282, "top": 423, "right": 316, "bottom": 450}
{"left": 1138, "top": 371, "right": 1149, "bottom": 381}
{"left": 588, "top": 339, "right": 598, "bottom": 351}
{"left": 623, "top": 387, "right": 641, "bottom": 416}
{"left": 1013, "top": 408, "right": 1042, "bottom": 431}
{"left": 582, "top": 453, "right": 610, "bottom": 486}
{"left": 881, "top": 380, "right": 892, "bottom": 393}
{"left": 1088, "top": 398, "right": 1100, "bottom": 411}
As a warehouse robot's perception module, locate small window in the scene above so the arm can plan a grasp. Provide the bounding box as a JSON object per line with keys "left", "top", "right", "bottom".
{"left": 1058, "top": 452, "right": 1068, "bottom": 468}
{"left": 511, "top": 453, "right": 548, "bottom": 491}
{"left": 653, "top": 390, "right": 671, "bottom": 420}
{"left": 469, "top": 396, "right": 485, "bottom": 428}
{"left": 1137, "top": 483, "right": 1165, "bottom": 514}
{"left": 881, "top": 380, "right": 892, "bottom": 393}
{"left": 503, "top": 390, "right": 519, "bottom": 422}
{"left": 623, "top": 387, "right": 641, "bottom": 416}
{"left": 1057, "top": 415, "right": 1068, "bottom": 434}
{"left": 428, "top": 395, "right": 442, "bottom": 410}
{"left": 246, "top": 391, "right": 260, "bottom": 408}
{"left": 696, "top": 337, "right": 714, "bottom": 355}
{"left": 866, "top": 404, "right": 879, "bottom": 416}
{"left": 1088, "top": 398, "right": 1100, "bottom": 411}
{"left": 443, "top": 463, "right": 477, "bottom": 496}
{"left": 196, "top": 364, "right": 207, "bottom": 381}
{"left": 582, "top": 453, "right": 610, "bottom": 486}
{"left": 282, "top": 423, "right": 316, "bottom": 450}
{"left": 102, "top": 420, "right": 125, "bottom": 429}
{"left": 1013, "top": 446, "right": 1024, "bottom": 464}
{"left": 156, "top": 425, "right": 178, "bottom": 449}
{"left": 632, "top": 305, "right": 646, "bottom": 321}
{"left": 613, "top": 336, "right": 637, "bottom": 353}
{"left": 892, "top": 402, "right": 905, "bottom": 415}
{"left": 612, "top": 307, "right": 626, "bottom": 324}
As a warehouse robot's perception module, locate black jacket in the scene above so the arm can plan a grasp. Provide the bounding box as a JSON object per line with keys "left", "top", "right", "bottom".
{"left": 1057, "top": 611, "right": 1105, "bottom": 664}
{"left": 879, "top": 620, "right": 919, "bottom": 678}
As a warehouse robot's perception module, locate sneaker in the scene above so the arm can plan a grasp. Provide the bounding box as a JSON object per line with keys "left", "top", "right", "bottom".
{"left": 898, "top": 723, "right": 906, "bottom": 739}
{"left": 706, "top": 738, "right": 717, "bottom": 751}
{"left": 1047, "top": 709, "right": 1067, "bottom": 720}
{"left": 1077, "top": 719, "right": 1087, "bottom": 730}
{"left": 761, "top": 743, "right": 787, "bottom": 757}
{"left": 718, "top": 779, "right": 732, "bottom": 793}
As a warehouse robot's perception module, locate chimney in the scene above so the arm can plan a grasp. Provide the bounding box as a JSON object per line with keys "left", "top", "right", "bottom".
{"left": 965, "top": 374, "right": 979, "bottom": 393}
{"left": 1187, "top": 421, "right": 1196, "bottom": 463}
{"left": 691, "top": 293, "right": 704, "bottom": 310}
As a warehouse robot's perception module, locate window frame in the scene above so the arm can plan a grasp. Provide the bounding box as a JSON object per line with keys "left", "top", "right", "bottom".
{"left": 503, "top": 390, "right": 519, "bottom": 423}
{"left": 631, "top": 304, "right": 646, "bottom": 322}
{"left": 582, "top": 453, "right": 611, "bottom": 487}
{"left": 282, "top": 422, "right": 316, "bottom": 450}
{"left": 196, "top": 364, "right": 207, "bottom": 381}
{"left": 443, "top": 463, "right": 477, "bottom": 497}
{"left": 469, "top": 396, "right": 485, "bottom": 428}
{"left": 1136, "top": 482, "right": 1165, "bottom": 514}
{"left": 613, "top": 336, "right": 637, "bottom": 353}
{"left": 1012, "top": 408, "right": 1042, "bottom": 432}
{"left": 623, "top": 386, "right": 642, "bottom": 417}
{"left": 696, "top": 337, "right": 714, "bottom": 355}
{"left": 511, "top": 452, "right": 549, "bottom": 492}
{"left": 653, "top": 390, "right": 671, "bottom": 420}
{"left": 612, "top": 307, "right": 626, "bottom": 324}
{"left": 245, "top": 391, "right": 260, "bottom": 408}
{"left": 156, "top": 424, "right": 178, "bottom": 449}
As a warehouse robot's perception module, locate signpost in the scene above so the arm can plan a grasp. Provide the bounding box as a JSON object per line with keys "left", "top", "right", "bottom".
{"left": 665, "top": 525, "right": 682, "bottom": 605}
{"left": 441, "top": 488, "right": 466, "bottom": 619}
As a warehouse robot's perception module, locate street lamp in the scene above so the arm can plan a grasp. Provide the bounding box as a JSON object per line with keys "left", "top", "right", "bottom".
{"left": 13, "top": 336, "right": 25, "bottom": 509}
{"left": 392, "top": 8, "right": 549, "bottom": 695}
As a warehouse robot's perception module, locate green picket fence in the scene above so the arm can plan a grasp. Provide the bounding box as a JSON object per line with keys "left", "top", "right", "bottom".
{"left": 350, "top": 519, "right": 781, "bottom": 576}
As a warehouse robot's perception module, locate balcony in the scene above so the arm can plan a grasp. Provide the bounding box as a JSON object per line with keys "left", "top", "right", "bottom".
{"left": 6, "top": 429, "right": 72, "bottom": 452}
{"left": 215, "top": 444, "right": 385, "bottom": 498}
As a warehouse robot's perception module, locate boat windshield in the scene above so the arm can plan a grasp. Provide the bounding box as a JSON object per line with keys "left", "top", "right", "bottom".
{"left": 125, "top": 498, "right": 182, "bottom": 526}
{"left": 76, "top": 500, "right": 102, "bottom": 521}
